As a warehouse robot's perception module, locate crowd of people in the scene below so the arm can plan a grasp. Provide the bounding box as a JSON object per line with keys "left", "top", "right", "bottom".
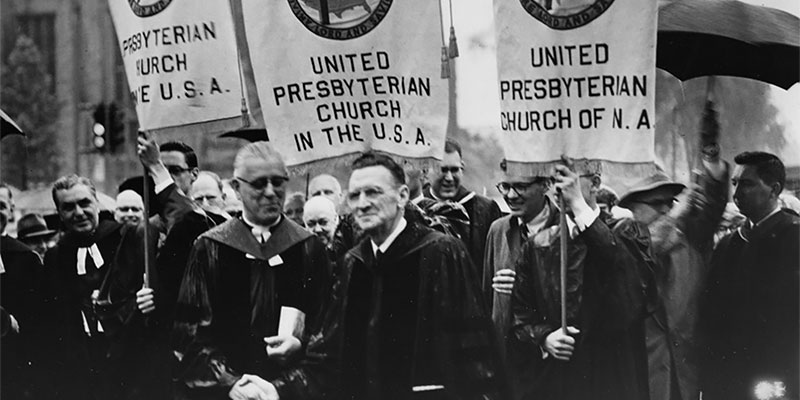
{"left": 1, "top": 130, "right": 799, "bottom": 400}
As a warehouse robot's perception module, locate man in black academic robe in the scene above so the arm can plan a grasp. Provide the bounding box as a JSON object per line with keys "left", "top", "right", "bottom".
{"left": 257, "top": 152, "right": 508, "bottom": 400}
{"left": 700, "top": 152, "right": 800, "bottom": 400}
{"left": 510, "top": 162, "right": 653, "bottom": 400}
{"left": 424, "top": 140, "right": 503, "bottom": 275}
{"left": 172, "top": 142, "right": 331, "bottom": 400}
{"left": 43, "top": 136, "right": 192, "bottom": 400}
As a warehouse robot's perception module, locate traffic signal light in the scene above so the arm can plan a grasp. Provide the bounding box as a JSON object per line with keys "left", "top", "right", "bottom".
{"left": 92, "top": 103, "right": 125, "bottom": 153}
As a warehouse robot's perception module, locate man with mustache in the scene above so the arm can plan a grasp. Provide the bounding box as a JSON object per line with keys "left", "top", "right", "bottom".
{"left": 43, "top": 134, "right": 194, "bottom": 400}
{"left": 424, "top": 139, "right": 502, "bottom": 275}
{"left": 172, "top": 141, "right": 331, "bottom": 400}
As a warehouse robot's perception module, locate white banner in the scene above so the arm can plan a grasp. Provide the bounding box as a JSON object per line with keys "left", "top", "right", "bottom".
{"left": 109, "top": 0, "right": 246, "bottom": 131}
{"left": 241, "top": 0, "right": 448, "bottom": 171}
{"left": 493, "top": 0, "right": 657, "bottom": 177}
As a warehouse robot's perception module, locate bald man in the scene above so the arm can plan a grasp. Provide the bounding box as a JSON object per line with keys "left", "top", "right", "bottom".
{"left": 114, "top": 190, "right": 144, "bottom": 227}
{"left": 308, "top": 174, "right": 343, "bottom": 208}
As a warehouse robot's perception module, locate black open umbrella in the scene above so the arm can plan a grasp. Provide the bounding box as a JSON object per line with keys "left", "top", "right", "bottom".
{"left": 657, "top": 0, "right": 800, "bottom": 90}
{"left": 1, "top": 108, "right": 24, "bottom": 139}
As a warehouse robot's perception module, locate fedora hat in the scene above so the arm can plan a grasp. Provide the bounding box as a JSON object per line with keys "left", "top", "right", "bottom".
{"left": 17, "top": 213, "right": 58, "bottom": 240}
{"left": 618, "top": 173, "right": 686, "bottom": 209}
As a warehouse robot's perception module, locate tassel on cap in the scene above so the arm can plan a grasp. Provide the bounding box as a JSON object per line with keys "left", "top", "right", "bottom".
{"left": 449, "top": 27, "right": 459, "bottom": 58}
{"left": 440, "top": 46, "right": 450, "bottom": 79}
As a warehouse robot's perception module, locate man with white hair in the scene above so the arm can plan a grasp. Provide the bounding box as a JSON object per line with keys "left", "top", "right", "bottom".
{"left": 308, "top": 174, "right": 343, "bottom": 207}
{"left": 173, "top": 141, "right": 331, "bottom": 400}
{"left": 114, "top": 190, "right": 144, "bottom": 227}
{"left": 303, "top": 196, "right": 342, "bottom": 261}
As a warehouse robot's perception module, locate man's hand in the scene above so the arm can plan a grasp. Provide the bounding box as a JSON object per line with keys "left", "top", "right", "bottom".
{"left": 492, "top": 269, "right": 516, "bottom": 295}
{"left": 229, "top": 374, "right": 279, "bottom": 400}
{"left": 553, "top": 157, "right": 591, "bottom": 216}
{"left": 543, "top": 326, "right": 580, "bottom": 361}
{"left": 137, "top": 132, "right": 161, "bottom": 169}
{"left": 264, "top": 335, "right": 302, "bottom": 362}
{"left": 136, "top": 286, "right": 155, "bottom": 314}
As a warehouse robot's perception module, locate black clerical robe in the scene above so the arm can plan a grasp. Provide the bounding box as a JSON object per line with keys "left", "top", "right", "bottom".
{"left": 271, "top": 221, "right": 509, "bottom": 400}
{"left": 510, "top": 218, "right": 653, "bottom": 400}
{"left": 172, "top": 217, "right": 331, "bottom": 398}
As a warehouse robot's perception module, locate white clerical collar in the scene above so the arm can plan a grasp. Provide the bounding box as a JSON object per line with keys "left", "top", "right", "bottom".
{"left": 751, "top": 205, "right": 782, "bottom": 228}
{"left": 519, "top": 201, "right": 552, "bottom": 238}
{"left": 243, "top": 214, "right": 281, "bottom": 242}
{"left": 371, "top": 217, "right": 407, "bottom": 257}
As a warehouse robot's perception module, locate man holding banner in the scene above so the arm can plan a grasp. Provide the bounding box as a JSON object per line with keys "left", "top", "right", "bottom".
{"left": 510, "top": 161, "right": 653, "bottom": 400}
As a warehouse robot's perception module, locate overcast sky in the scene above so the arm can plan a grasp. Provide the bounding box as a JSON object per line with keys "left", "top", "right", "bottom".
{"left": 449, "top": 0, "right": 800, "bottom": 163}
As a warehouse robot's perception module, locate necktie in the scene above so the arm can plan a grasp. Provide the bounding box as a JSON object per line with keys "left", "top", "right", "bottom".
{"left": 519, "top": 221, "right": 530, "bottom": 243}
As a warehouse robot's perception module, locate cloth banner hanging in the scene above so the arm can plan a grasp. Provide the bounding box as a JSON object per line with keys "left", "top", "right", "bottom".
{"left": 241, "top": 0, "right": 448, "bottom": 173}
{"left": 108, "top": 0, "right": 253, "bottom": 133}
{"left": 493, "top": 0, "right": 657, "bottom": 177}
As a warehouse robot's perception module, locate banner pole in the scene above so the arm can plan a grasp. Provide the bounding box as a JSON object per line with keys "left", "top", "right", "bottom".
{"left": 559, "top": 193, "right": 568, "bottom": 332}
{"left": 142, "top": 157, "right": 151, "bottom": 289}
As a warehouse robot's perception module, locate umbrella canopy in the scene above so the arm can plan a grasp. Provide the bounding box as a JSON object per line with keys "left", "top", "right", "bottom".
{"left": 657, "top": 0, "right": 800, "bottom": 89}
{"left": 14, "top": 187, "right": 116, "bottom": 215}
{"left": 1, "top": 108, "right": 25, "bottom": 138}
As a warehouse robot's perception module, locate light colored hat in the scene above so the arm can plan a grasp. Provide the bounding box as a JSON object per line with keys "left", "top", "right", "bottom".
{"left": 618, "top": 173, "right": 685, "bottom": 208}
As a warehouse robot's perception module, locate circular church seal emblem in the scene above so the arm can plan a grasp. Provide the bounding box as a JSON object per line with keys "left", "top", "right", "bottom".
{"left": 288, "top": 0, "right": 393, "bottom": 40}
{"left": 128, "top": 0, "right": 173, "bottom": 18}
{"left": 519, "top": 0, "right": 614, "bottom": 30}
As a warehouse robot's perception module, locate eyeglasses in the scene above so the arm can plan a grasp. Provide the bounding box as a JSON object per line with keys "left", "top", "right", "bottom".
{"left": 235, "top": 176, "right": 289, "bottom": 191}
{"left": 440, "top": 166, "right": 463, "bottom": 175}
{"left": 496, "top": 181, "right": 542, "bottom": 196}
{"left": 193, "top": 195, "right": 219, "bottom": 203}
{"left": 166, "top": 165, "right": 192, "bottom": 175}
{"left": 117, "top": 206, "right": 142, "bottom": 212}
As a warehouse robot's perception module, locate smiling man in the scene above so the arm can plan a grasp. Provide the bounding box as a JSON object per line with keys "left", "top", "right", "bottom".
{"left": 483, "top": 159, "right": 557, "bottom": 358}
{"left": 43, "top": 134, "right": 192, "bottom": 400}
{"left": 172, "top": 141, "right": 331, "bottom": 400}
{"left": 424, "top": 139, "right": 502, "bottom": 274}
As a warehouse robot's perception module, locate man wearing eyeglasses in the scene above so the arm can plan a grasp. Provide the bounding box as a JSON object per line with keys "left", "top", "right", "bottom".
{"left": 424, "top": 139, "right": 502, "bottom": 276}
{"left": 172, "top": 141, "right": 331, "bottom": 400}
{"left": 245, "top": 151, "right": 507, "bottom": 400}
{"left": 618, "top": 102, "right": 728, "bottom": 400}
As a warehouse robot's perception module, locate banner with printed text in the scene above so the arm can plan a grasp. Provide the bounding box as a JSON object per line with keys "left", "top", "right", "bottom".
{"left": 108, "top": 0, "right": 249, "bottom": 132}
{"left": 493, "top": 0, "right": 657, "bottom": 177}
{"left": 241, "top": 0, "right": 448, "bottom": 172}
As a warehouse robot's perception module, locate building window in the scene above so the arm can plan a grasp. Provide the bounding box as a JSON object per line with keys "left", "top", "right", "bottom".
{"left": 16, "top": 14, "right": 56, "bottom": 91}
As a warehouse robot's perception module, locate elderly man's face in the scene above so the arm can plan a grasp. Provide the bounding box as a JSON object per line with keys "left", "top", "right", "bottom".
{"left": 303, "top": 202, "right": 339, "bottom": 246}
{"left": 115, "top": 191, "right": 144, "bottom": 227}
{"left": 309, "top": 175, "right": 342, "bottom": 206}
{"left": 347, "top": 166, "right": 409, "bottom": 237}
{"left": 432, "top": 151, "right": 464, "bottom": 200}
{"left": 234, "top": 157, "right": 288, "bottom": 226}
{"left": 56, "top": 184, "right": 99, "bottom": 236}
{"left": 191, "top": 175, "right": 226, "bottom": 214}
{"left": 284, "top": 198, "right": 305, "bottom": 226}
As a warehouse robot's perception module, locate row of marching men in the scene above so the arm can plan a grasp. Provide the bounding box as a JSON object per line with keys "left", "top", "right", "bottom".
{"left": 1, "top": 131, "right": 798, "bottom": 400}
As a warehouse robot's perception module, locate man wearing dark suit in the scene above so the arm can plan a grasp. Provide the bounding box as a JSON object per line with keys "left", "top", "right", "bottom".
{"left": 700, "top": 151, "right": 800, "bottom": 400}
{"left": 1, "top": 183, "right": 46, "bottom": 399}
